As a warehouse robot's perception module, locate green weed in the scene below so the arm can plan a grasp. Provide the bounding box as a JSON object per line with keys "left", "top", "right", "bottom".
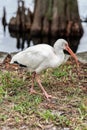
{"left": 78, "top": 103, "right": 87, "bottom": 120}
{"left": 38, "top": 110, "right": 56, "bottom": 122}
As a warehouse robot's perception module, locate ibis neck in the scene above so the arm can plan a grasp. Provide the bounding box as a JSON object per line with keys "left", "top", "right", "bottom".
{"left": 54, "top": 47, "right": 64, "bottom": 56}
{"left": 55, "top": 49, "right": 65, "bottom": 65}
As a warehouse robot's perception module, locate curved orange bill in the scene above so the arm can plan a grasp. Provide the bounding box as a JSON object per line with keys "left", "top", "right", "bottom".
{"left": 65, "top": 44, "right": 79, "bottom": 68}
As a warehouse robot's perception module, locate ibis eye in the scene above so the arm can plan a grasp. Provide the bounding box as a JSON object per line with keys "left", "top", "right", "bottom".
{"left": 65, "top": 43, "right": 68, "bottom": 47}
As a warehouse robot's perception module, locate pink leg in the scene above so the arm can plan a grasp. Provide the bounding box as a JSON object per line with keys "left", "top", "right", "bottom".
{"left": 35, "top": 74, "right": 52, "bottom": 100}
{"left": 30, "top": 72, "right": 37, "bottom": 94}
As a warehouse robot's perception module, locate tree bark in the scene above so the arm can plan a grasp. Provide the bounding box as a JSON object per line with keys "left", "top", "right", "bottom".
{"left": 30, "top": 0, "right": 42, "bottom": 36}
{"left": 42, "top": 0, "right": 52, "bottom": 35}
{"left": 51, "top": 0, "right": 66, "bottom": 36}
{"left": 66, "top": 0, "right": 83, "bottom": 36}
{"left": 31, "top": 0, "right": 83, "bottom": 37}
{"left": 9, "top": 0, "right": 83, "bottom": 37}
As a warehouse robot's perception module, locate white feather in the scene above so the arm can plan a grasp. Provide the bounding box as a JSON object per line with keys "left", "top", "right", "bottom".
{"left": 10, "top": 39, "right": 68, "bottom": 73}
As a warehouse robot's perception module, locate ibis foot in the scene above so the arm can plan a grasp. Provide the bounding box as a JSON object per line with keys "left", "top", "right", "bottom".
{"left": 43, "top": 92, "right": 53, "bottom": 101}
{"left": 30, "top": 87, "right": 37, "bottom": 94}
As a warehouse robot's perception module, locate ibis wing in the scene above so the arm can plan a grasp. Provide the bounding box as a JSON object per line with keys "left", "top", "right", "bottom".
{"left": 17, "top": 45, "right": 51, "bottom": 70}
{"left": 12, "top": 44, "right": 54, "bottom": 72}
{"left": 25, "top": 48, "right": 48, "bottom": 68}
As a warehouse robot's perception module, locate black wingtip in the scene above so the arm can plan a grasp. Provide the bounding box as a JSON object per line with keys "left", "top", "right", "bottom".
{"left": 14, "top": 61, "right": 27, "bottom": 67}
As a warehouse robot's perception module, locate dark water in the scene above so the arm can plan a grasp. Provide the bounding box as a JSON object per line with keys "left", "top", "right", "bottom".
{"left": 0, "top": 0, "right": 87, "bottom": 53}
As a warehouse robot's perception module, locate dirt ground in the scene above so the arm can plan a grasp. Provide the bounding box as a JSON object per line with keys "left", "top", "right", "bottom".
{"left": 0, "top": 54, "right": 87, "bottom": 130}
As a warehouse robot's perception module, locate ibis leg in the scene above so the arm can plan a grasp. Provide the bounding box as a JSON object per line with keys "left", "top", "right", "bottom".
{"left": 36, "top": 74, "right": 52, "bottom": 100}
{"left": 30, "top": 72, "right": 37, "bottom": 94}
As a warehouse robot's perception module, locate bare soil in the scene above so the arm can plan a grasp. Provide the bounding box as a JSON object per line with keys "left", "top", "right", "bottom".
{"left": 0, "top": 55, "right": 87, "bottom": 130}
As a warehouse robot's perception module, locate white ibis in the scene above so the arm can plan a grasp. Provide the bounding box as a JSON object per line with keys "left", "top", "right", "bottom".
{"left": 10, "top": 39, "right": 79, "bottom": 100}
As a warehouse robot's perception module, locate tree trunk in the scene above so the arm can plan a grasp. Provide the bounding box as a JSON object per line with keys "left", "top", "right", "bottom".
{"left": 31, "top": 0, "right": 83, "bottom": 37}
{"left": 51, "top": 0, "right": 66, "bottom": 36}
{"left": 8, "top": 0, "right": 83, "bottom": 37}
{"left": 42, "top": 0, "right": 52, "bottom": 35}
{"left": 66, "top": 0, "right": 83, "bottom": 36}
{"left": 30, "top": 0, "right": 42, "bottom": 36}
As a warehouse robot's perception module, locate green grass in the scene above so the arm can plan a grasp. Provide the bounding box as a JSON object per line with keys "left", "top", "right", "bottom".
{"left": 14, "top": 94, "right": 42, "bottom": 114}
{"left": 38, "top": 110, "right": 56, "bottom": 122}
{"left": 52, "top": 65, "right": 68, "bottom": 78}
{"left": 38, "top": 109, "right": 71, "bottom": 126}
{"left": 0, "top": 61, "right": 87, "bottom": 130}
{"left": 78, "top": 102, "right": 87, "bottom": 121}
